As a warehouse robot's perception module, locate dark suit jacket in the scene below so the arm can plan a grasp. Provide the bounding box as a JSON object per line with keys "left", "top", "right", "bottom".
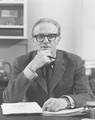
{"left": 3, "top": 50, "right": 95, "bottom": 107}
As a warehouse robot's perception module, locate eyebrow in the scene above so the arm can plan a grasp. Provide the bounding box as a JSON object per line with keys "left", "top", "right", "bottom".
{"left": 34, "top": 33, "right": 59, "bottom": 36}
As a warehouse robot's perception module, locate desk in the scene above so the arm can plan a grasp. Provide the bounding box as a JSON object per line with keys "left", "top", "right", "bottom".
{"left": 0, "top": 106, "right": 91, "bottom": 120}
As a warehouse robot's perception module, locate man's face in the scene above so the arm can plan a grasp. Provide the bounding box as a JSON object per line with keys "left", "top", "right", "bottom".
{"left": 33, "top": 22, "right": 60, "bottom": 57}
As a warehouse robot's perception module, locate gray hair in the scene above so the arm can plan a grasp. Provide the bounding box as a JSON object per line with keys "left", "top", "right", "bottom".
{"left": 32, "top": 18, "right": 61, "bottom": 37}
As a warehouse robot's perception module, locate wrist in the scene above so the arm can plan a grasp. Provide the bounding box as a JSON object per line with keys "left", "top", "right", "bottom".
{"left": 23, "top": 67, "right": 38, "bottom": 80}
{"left": 63, "top": 96, "right": 75, "bottom": 109}
{"left": 27, "top": 61, "right": 37, "bottom": 72}
{"left": 63, "top": 97, "right": 71, "bottom": 108}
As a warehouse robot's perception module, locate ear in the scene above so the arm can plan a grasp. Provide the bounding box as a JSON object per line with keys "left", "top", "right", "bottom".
{"left": 32, "top": 37, "right": 36, "bottom": 43}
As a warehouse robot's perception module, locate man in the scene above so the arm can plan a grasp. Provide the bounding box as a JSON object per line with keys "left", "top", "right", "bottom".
{"left": 3, "top": 18, "right": 95, "bottom": 112}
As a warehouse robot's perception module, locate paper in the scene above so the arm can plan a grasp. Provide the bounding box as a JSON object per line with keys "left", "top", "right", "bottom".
{"left": 1, "top": 102, "right": 42, "bottom": 115}
{"left": 42, "top": 107, "right": 87, "bottom": 116}
{"left": 1, "top": 102, "right": 87, "bottom": 116}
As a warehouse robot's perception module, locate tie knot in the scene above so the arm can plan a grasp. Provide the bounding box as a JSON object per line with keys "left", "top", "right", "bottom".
{"left": 50, "top": 61, "right": 55, "bottom": 68}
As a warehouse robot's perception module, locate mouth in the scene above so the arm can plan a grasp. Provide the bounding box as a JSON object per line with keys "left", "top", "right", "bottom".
{"left": 41, "top": 46, "right": 50, "bottom": 50}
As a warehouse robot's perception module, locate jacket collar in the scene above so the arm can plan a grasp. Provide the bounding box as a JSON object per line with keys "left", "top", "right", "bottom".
{"left": 35, "top": 50, "right": 66, "bottom": 94}
{"left": 49, "top": 50, "right": 66, "bottom": 93}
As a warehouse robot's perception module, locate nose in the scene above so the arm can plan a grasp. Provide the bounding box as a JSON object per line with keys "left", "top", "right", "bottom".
{"left": 43, "top": 36, "right": 49, "bottom": 43}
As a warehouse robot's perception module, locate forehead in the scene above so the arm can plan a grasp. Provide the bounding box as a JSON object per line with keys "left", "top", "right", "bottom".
{"left": 33, "top": 22, "right": 58, "bottom": 35}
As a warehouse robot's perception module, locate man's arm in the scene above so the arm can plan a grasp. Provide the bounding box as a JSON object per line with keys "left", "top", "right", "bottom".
{"left": 42, "top": 56, "right": 95, "bottom": 111}
{"left": 3, "top": 57, "right": 37, "bottom": 103}
{"left": 59, "top": 56, "right": 95, "bottom": 108}
{"left": 3, "top": 50, "right": 53, "bottom": 103}
{"left": 66, "top": 57, "right": 95, "bottom": 108}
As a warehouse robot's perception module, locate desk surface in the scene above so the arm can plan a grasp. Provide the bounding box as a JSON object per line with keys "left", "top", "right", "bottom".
{"left": 0, "top": 106, "right": 90, "bottom": 120}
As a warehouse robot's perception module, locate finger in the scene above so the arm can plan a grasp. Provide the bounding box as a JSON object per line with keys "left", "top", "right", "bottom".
{"left": 39, "top": 50, "right": 51, "bottom": 54}
{"left": 47, "top": 100, "right": 65, "bottom": 112}
{"left": 40, "top": 50, "right": 52, "bottom": 57}
{"left": 47, "top": 102, "right": 66, "bottom": 112}
{"left": 46, "top": 102, "right": 57, "bottom": 112}
{"left": 48, "top": 57, "right": 55, "bottom": 62}
{"left": 43, "top": 98, "right": 58, "bottom": 112}
{"left": 44, "top": 52, "right": 52, "bottom": 57}
{"left": 42, "top": 98, "right": 54, "bottom": 111}
{"left": 54, "top": 105, "right": 65, "bottom": 112}
{"left": 44, "top": 56, "right": 51, "bottom": 63}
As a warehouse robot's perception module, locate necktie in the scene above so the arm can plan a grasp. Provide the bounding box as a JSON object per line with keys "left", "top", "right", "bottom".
{"left": 45, "top": 62, "right": 55, "bottom": 91}
{"left": 46, "top": 66, "right": 49, "bottom": 87}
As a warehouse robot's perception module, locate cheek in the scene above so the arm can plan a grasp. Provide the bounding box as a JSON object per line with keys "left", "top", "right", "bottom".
{"left": 50, "top": 43, "right": 56, "bottom": 50}
{"left": 51, "top": 42, "right": 57, "bottom": 48}
{"left": 51, "top": 41, "right": 57, "bottom": 46}
{"left": 50, "top": 43, "right": 57, "bottom": 54}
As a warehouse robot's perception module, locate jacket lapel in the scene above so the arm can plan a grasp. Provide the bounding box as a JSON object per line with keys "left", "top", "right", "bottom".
{"left": 36, "top": 68, "right": 48, "bottom": 94}
{"left": 49, "top": 51, "right": 66, "bottom": 93}
{"left": 29, "top": 50, "right": 66, "bottom": 95}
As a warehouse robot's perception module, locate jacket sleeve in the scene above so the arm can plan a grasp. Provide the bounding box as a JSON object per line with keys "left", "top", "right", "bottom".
{"left": 62, "top": 56, "right": 95, "bottom": 107}
{"left": 3, "top": 57, "right": 33, "bottom": 103}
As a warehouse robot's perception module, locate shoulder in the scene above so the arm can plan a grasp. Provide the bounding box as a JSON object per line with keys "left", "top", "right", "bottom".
{"left": 57, "top": 50, "right": 84, "bottom": 64}
{"left": 16, "top": 51, "right": 36, "bottom": 62}
{"left": 13, "top": 51, "right": 37, "bottom": 69}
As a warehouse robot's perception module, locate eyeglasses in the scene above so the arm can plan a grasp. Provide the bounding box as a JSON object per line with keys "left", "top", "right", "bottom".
{"left": 33, "top": 34, "right": 59, "bottom": 42}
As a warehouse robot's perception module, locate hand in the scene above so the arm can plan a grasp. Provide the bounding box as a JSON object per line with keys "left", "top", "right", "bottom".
{"left": 27, "top": 50, "right": 54, "bottom": 71}
{"left": 42, "top": 98, "right": 69, "bottom": 112}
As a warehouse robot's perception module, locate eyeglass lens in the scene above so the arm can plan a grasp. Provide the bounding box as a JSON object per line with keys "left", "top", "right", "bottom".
{"left": 34, "top": 34, "right": 59, "bottom": 42}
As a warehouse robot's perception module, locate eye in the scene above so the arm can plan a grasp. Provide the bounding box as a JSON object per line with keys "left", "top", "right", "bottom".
{"left": 34, "top": 34, "right": 45, "bottom": 41}
{"left": 47, "top": 34, "right": 57, "bottom": 40}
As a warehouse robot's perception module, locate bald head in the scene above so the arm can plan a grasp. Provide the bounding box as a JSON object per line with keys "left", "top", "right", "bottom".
{"left": 32, "top": 18, "right": 61, "bottom": 37}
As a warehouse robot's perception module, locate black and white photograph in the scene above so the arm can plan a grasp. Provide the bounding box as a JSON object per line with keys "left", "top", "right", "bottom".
{"left": 0, "top": 0, "right": 95, "bottom": 120}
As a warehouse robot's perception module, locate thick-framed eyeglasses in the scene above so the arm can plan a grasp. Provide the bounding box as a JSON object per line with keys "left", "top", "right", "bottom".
{"left": 33, "top": 34, "right": 59, "bottom": 42}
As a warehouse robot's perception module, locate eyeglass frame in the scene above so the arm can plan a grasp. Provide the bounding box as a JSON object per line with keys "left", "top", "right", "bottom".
{"left": 33, "top": 33, "right": 60, "bottom": 43}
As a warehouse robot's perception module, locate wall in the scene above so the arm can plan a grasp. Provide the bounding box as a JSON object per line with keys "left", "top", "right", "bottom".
{"left": 27, "top": 0, "right": 95, "bottom": 61}
{"left": 79, "top": 0, "right": 95, "bottom": 61}
{"left": 0, "top": 40, "right": 27, "bottom": 64}
{"left": 0, "top": 1, "right": 28, "bottom": 65}
{"left": 1, "top": 0, "right": 95, "bottom": 65}
{"left": 27, "top": 0, "right": 81, "bottom": 54}
{"left": 27, "top": 0, "right": 44, "bottom": 51}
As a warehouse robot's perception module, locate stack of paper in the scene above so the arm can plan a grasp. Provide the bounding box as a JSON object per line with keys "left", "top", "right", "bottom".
{"left": 1, "top": 102, "right": 42, "bottom": 115}
{"left": 1, "top": 102, "right": 87, "bottom": 116}
{"left": 42, "top": 107, "right": 87, "bottom": 116}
